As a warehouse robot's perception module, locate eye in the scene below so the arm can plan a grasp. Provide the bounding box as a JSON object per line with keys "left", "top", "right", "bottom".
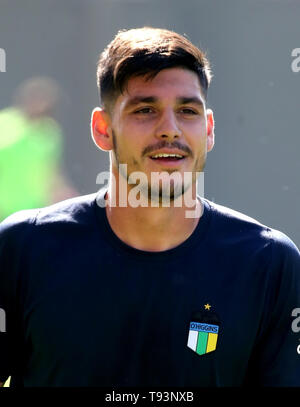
{"left": 179, "top": 108, "right": 198, "bottom": 115}
{"left": 134, "top": 107, "right": 154, "bottom": 114}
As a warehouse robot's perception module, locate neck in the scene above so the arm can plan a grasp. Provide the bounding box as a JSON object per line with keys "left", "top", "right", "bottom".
{"left": 104, "top": 173, "right": 203, "bottom": 252}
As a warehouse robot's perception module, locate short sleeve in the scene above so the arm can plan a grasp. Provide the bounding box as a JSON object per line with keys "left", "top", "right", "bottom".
{"left": 0, "top": 210, "right": 37, "bottom": 384}
{"left": 245, "top": 230, "right": 300, "bottom": 386}
{"left": 0, "top": 217, "right": 16, "bottom": 382}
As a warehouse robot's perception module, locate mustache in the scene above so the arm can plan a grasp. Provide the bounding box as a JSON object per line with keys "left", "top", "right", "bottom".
{"left": 142, "top": 141, "right": 193, "bottom": 157}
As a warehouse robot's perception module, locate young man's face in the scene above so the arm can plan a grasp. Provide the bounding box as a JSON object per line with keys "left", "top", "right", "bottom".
{"left": 94, "top": 67, "right": 214, "bottom": 201}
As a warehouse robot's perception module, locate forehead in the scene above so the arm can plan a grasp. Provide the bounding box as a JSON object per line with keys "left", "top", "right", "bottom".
{"left": 115, "top": 67, "right": 205, "bottom": 110}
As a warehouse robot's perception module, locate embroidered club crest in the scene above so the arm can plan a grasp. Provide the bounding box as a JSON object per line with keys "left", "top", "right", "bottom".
{"left": 187, "top": 304, "right": 220, "bottom": 356}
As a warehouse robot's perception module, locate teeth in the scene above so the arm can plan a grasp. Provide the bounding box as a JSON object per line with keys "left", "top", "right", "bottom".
{"left": 151, "top": 153, "right": 183, "bottom": 158}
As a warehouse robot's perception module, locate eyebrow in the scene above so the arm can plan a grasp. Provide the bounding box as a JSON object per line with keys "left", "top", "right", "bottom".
{"left": 125, "top": 96, "right": 205, "bottom": 109}
{"left": 125, "top": 96, "right": 156, "bottom": 109}
{"left": 177, "top": 97, "right": 204, "bottom": 108}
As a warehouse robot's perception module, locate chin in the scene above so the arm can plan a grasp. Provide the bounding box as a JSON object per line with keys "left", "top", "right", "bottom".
{"left": 147, "top": 182, "right": 187, "bottom": 204}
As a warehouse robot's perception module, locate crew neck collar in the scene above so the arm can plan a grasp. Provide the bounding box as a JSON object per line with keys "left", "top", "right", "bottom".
{"left": 93, "top": 188, "right": 212, "bottom": 261}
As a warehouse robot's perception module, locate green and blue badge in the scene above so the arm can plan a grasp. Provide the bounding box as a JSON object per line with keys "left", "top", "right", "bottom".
{"left": 187, "top": 304, "right": 220, "bottom": 356}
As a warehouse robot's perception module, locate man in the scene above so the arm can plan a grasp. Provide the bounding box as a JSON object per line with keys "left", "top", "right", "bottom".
{"left": 0, "top": 27, "right": 299, "bottom": 387}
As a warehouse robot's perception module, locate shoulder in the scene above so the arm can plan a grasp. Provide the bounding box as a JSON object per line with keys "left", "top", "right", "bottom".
{"left": 34, "top": 192, "right": 98, "bottom": 226}
{"left": 204, "top": 198, "right": 267, "bottom": 227}
{"left": 0, "top": 193, "right": 98, "bottom": 241}
{"left": 204, "top": 198, "right": 272, "bottom": 242}
{"left": 204, "top": 198, "right": 300, "bottom": 263}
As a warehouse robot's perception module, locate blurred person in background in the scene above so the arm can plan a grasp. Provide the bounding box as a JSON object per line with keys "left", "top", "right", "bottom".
{"left": 0, "top": 76, "right": 76, "bottom": 221}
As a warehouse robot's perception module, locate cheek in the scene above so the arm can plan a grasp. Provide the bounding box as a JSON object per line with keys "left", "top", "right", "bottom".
{"left": 114, "top": 132, "right": 143, "bottom": 159}
{"left": 122, "top": 116, "right": 155, "bottom": 133}
{"left": 183, "top": 120, "right": 206, "bottom": 140}
{"left": 119, "top": 123, "right": 148, "bottom": 150}
{"left": 189, "top": 135, "right": 207, "bottom": 155}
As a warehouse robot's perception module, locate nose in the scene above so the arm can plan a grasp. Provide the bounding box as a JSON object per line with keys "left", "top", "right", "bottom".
{"left": 154, "top": 109, "right": 182, "bottom": 141}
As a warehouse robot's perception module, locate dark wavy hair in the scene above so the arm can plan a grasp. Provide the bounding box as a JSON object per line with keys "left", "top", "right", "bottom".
{"left": 97, "top": 27, "right": 212, "bottom": 112}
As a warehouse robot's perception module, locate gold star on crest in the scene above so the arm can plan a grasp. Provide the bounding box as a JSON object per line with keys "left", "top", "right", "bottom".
{"left": 204, "top": 303, "right": 211, "bottom": 310}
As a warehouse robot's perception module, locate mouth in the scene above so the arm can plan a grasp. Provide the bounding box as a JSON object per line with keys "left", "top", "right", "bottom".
{"left": 148, "top": 153, "right": 186, "bottom": 167}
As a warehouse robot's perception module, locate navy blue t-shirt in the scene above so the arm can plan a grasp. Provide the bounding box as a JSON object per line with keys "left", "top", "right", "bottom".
{"left": 0, "top": 188, "right": 300, "bottom": 387}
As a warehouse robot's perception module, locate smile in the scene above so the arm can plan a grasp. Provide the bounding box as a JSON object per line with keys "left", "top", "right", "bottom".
{"left": 148, "top": 154, "right": 186, "bottom": 168}
{"left": 150, "top": 153, "right": 184, "bottom": 160}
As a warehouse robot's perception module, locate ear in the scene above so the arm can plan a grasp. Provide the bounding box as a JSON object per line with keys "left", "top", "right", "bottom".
{"left": 90, "top": 107, "right": 113, "bottom": 151}
{"left": 206, "top": 108, "right": 215, "bottom": 152}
